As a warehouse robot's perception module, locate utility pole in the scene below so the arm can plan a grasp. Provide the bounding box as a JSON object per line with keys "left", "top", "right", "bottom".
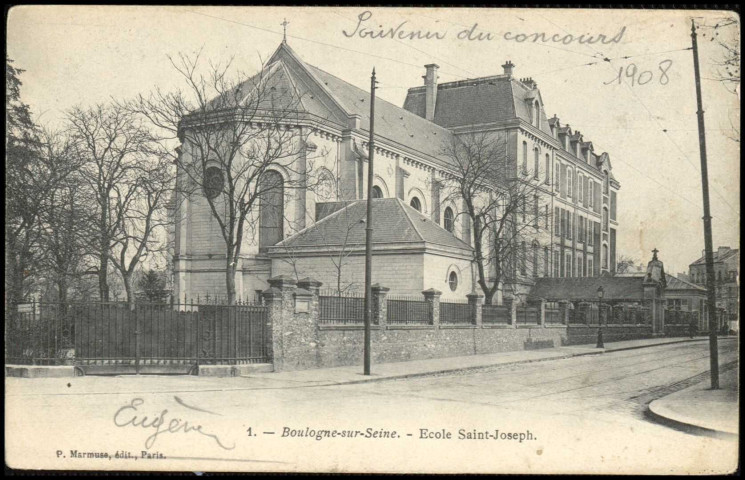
{"left": 363, "top": 68, "right": 378, "bottom": 376}
{"left": 691, "top": 19, "right": 719, "bottom": 389}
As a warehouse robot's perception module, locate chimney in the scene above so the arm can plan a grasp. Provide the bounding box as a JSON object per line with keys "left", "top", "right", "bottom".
{"left": 423, "top": 64, "right": 439, "bottom": 121}
{"left": 521, "top": 77, "right": 537, "bottom": 89}
{"left": 502, "top": 60, "right": 515, "bottom": 77}
{"left": 717, "top": 246, "right": 731, "bottom": 257}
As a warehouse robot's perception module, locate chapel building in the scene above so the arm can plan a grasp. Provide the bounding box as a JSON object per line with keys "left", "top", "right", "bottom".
{"left": 171, "top": 42, "right": 620, "bottom": 302}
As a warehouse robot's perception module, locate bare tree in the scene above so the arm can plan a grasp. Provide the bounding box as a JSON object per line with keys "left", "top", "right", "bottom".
{"left": 36, "top": 128, "right": 89, "bottom": 305}
{"left": 6, "top": 57, "right": 82, "bottom": 306}
{"left": 66, "top": 103, "right": 163, "bottom": 303}
{"left": 615, "top": 254, "right": 641, "bottom": 275}
{"left": 699, "top": 16, "right": 740, "bottom": 142}
{"left": 130, "top": 50, "right": 315, "bottom": 304}
{"left": 440, "top": 132, "right": 551, "bottom": 305}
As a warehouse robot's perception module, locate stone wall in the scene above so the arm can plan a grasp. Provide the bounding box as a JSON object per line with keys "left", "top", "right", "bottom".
{"left": 263, "top": 276, "right": 570, "bottom": 372}
{"left": 565, "top": 325, "right": 653, "bottom": 345}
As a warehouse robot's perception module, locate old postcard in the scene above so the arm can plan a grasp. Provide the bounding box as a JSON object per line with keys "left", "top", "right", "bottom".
{"left": 5, "top": 5, "right": 740, "bottom": 474}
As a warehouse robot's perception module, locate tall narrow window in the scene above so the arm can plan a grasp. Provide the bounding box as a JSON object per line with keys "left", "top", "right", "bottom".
{"left": 602, "top": 207, "right": 609, "bottom": 232}
{"left": 259, "top": 170, "right": 284, "bottom": 251}
{"left": 520, "top": 241, "right": 527, "bottom": 276}
{"left": 545, "top": 154, "right": 550, "bottom": 183}
{"left": 577, "top": 174, "right": 584, "bottom": 203}
{"left": 565, "top": 252, "right": 572, "bottom": 278}
{"left": 545, "top": 205, "right": 549, "bottom": 229}
{"left": 443, "top": 207, "right": 454, "bottom": 233}
{"left": 554, "top": 250, "right": 560, "bottom": 277}
{"left": 554, "top": 207, "right": 560, "bottom": 236}
{"left": 589, "top": 258, "right": 594, "bottom": 276}
{"left": 534, "top": 148, "right": 540, "bottom": 179}
{"left": 604, "top": 171, "right": 610, "bottom": 195}
{"left": 533, "top": 196, "right": 539, "bottom": 228}
{"left": 532, "top": 242, "right": 539, "bottom": 277}
{"left": 543, "top": 247, "right": 549, "bottom": 277}
{"left": 522, "top": 142, "right": 528, "bottom": 174}
{"left": 567, "top": 170, "right": 573, "bottom": 199}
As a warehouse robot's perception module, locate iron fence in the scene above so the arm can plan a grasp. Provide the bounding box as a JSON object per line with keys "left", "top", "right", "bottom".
{"left": 515, "top": 304, "right": 540, "bottom": 325}
{"left": 5, "top": 301, "right": 269, "bottom": 371}
{"left": 387, "top": 295, "right": 431, "bottom": 325}
{"left": 545, "top": 302, "right": 563, "bottom": 324}
{"left": 482, "top": 304, "right": 511, "bottom": 325}
{"left": 319, "top": 293, "right": 365, "bottom": 325}
{"left": 439, "top": 300, "right": 472, "bottom": 325}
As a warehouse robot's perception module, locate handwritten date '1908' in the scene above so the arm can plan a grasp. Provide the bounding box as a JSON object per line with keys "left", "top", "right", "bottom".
{"left": 604, "top": 60, "right": 673, "bottom": 86}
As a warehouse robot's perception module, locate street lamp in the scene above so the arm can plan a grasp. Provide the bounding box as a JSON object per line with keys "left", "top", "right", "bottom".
{"left": 596, "top": 286, "right": 605, "bottom": 348}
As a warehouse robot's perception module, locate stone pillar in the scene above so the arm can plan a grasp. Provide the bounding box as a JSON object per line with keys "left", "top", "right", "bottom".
{"left": 507, "top": 298, "right": 517, "bottom": 328}
{"left": 422, "top": 288, "right": 442, "bottom": 327}
{"left": 539, "top": 299, "right": 546, "bottom": 327}
{"left": 559, "top": 300, "right": 570, "bottom": 325}
{"left": 467, "top": 293, "right": 483, "bottom": 327}
{"left": 261, "top": 275, "right": 297, "bottom": 372}
{"left": 372, "top": 284, "right": 389, "bottom": 326}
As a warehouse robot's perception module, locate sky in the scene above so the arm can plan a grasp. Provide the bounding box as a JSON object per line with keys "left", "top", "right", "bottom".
{"left": 7, "top": 6, "right": 741, "bottom": 276}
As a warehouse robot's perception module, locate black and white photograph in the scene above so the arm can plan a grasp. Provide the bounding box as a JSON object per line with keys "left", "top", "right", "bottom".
{"left": 5, "top": 6, "right": 740, "bottom": 474}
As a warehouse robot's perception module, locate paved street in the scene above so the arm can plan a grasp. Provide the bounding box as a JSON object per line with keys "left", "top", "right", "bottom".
{"left": 6, "top": 339, "right": 739, "bottom": 474}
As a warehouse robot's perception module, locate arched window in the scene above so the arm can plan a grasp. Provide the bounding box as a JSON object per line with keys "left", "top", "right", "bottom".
{"left": 522, "top": 142, "right": 528, "bottom": 174}
{"left": 317, "top": 171, "right": 335, "bottom": 201}
{"left": 371, "top": 185, "right": 383, "bottom": 199}
{"left": 544, "top": 154, "right": 550, "bottom": 183}
{"left": 259, "top": 171, "right": 284, "bottom": 251}
{"left": 410, "top": 197, "right": 421, "bottom": 212}
{"left": 602, "top": 207, "right": 609, "bottom": 232}
{"left": 203, "top": 166, "right": 224, "bottom": 199}
{"left": 443, "top": 207, "right": 454, "bottom": 233}
{"left": 448, "top": 271, "right": 458, "bottom": 292}
{"left": 534, "top": 101, "right": 540, "bottom": 128}
{"left": 533, "top": 148, "right": 540, "bottom": 179}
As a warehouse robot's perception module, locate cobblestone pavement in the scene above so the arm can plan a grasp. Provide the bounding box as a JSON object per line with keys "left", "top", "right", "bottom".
{"left": 6, "top": 339, "right": 738, "bottom": 474}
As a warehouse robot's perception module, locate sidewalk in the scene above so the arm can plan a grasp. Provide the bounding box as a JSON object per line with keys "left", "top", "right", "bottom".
{"left": 648, "top": 366, "right": 739, "bottom": 437}
{"left": 244, "top": 336, "right": 711, "bottom": 386}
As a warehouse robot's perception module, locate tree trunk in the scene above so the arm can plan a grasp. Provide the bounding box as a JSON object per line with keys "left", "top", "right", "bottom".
{"left": 99, "top": 252, "right": 110, "bottom": 301}
{"left": 226, "top": 260, "right": 236, "bottom": 305}
{"left": 123, "top": 272, "right": 135, "bottom": 311}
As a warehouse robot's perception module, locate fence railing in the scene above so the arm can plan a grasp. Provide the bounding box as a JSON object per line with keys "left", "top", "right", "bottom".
{"left": 515, "top": 304, "right": 540, "bottom": 325}
{"left": 545, "top": 302, "right": 563, "bottom": 324}
{"left": 482, "top": 304, "right": 511, "bottom": 325}
{"left": 319, "top": 294, "right": 365, "bottom": 325}
{"left": 439, "top": 300, "right": 472, "bottom": 325}
{"left": 387, "top": 296, "right": 431, "bottom": 325}
{"left": 5, "top": 301, "right": 269, "bottom": 368}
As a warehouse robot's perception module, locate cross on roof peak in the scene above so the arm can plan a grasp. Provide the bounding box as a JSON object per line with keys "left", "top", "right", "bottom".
{"left": 652, "top": 248, "right": 659, "bottom": 260}
{"left": 281, "top": 18, "right": 290, "bottom": 43}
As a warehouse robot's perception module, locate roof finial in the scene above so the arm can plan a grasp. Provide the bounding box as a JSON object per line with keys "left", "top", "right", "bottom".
{"left": 652, "top": 247, "right": 659, "bottom": 261}
{"left": 281, "top": 18, "right": 290, "bottom": 44}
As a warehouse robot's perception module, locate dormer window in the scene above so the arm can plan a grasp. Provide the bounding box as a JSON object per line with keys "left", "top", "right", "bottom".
{"left": 533, "top": 101, "right": 540, "bottom": 128}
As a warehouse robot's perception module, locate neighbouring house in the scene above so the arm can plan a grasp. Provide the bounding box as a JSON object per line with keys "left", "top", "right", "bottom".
{"left": 664, "top": 273, "right": 709, "bottom": 331}
{"left": 689, "top": 246, "right": 739, "bottom": 332}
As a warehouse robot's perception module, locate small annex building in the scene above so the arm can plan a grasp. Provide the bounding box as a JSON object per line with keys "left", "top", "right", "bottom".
{"left": 267, "top": 198, "right": 474, "bottom": 299}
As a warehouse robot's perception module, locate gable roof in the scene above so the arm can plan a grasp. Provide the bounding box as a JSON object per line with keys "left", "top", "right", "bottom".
{"left": 207, "top": 42, "right": 455, "bottom": 166}
{"left": 666, "top": 274, "right": 707, "bottom": 292}
{"left": 270, "top": 198, "right": 472, "bottom": 252}
{"left": 690, "top": 248, "right": 739, "bottom": 266}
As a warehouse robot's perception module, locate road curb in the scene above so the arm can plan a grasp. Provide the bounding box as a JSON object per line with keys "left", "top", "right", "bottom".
{"left": 315, "top": 338, "right": 706, "bottom": 386}
{"left": 645, "top": 402, "right": 737, "bottom": 440}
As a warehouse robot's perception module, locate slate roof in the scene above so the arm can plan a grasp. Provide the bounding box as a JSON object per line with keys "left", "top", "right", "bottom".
{"left": 403, "top": 76, "right": 552, "bottom": 135}
{"left": 666, "top": 274, "right": 706, "bottom": 292}
{"left": 690, "top": 248, "right": 739, "bottom": 266}
{"left": 271, "top": 198, "right": 472, "bottom": 252}
{"left": 530, "top": 276, "right": 647, "bottom": 301}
